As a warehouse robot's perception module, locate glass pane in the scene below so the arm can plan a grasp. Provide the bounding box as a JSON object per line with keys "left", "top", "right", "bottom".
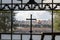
{"left": 44, "top": 35, "right": 52, "bottom": 40}
{"left": 55, "top": 35, "right": 60, "bottom": 40}
{"left": 0, "top": 0, "right": 1, "bottom": 3}
{"left": 53, "top": 0, "right": 60, "bottom": 3}
{"left": 13, "top": 11, "right": 52, "bottom": 34}
{"left": 0, "top": 0, "right": 1, "bottom": 9}
{"left": 2, "top": 0, "right": 11, "bottom": 3}
{"left": 0, "top": 11, "right": 11, "bottom": 33}
{"left": 22, "top": 35, "right": 41, "bottom": 40}
{"left": 43, "top": 0, "right": 52, "bottom": 3}
{"left": 13, "top": 0, "right": 22, "bottom": 3}
{"left": 1, "top": 34, "right": 11, "bottom": 40}
{"left": 32, "top": 35, "right": 41, "bottom": 40}
{"left": 53, "top": 10, "right": 60, "bottom": 32}
{"left": 12, "top": 35, "right": 20, "bottom": 40}
{"left": 22, "top": 35, "right": 30, "bottom": 40}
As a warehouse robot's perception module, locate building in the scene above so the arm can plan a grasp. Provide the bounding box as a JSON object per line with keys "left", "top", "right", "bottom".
{"left": 13, "top": 19, "right": 51, "bottom": 28}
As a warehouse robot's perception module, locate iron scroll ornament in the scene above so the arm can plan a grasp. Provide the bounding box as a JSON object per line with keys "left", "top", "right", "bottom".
{"left": 0, "top": 0, "right": 60, "bottom": 10}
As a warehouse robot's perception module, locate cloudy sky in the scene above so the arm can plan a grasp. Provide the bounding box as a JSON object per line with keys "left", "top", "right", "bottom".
{"left": 14, "top": 11, "right": 52, "bottom": 21}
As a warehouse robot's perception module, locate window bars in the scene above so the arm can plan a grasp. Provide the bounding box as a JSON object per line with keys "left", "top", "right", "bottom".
{"left": 0, "top": 0, "right": 60, "bottom": 10}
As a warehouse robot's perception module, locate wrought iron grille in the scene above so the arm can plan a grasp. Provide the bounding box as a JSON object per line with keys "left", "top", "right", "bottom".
{"left": 0, "top": 0, "right": 60, "bottom": 40}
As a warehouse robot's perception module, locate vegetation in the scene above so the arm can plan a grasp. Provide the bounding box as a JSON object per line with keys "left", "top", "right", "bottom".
{"left": 53, "top": 10, "right": 60, "bottom": 32}
{"left": 0, "top": 11, "right": 16, "bottom": 33}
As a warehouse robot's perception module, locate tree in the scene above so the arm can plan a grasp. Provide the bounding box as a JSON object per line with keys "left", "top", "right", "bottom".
{"left": 0, "top": 11, "right": 16, "bottom": 33}
{"left": 53, "top": 10, "right": 60, "bottom": 32}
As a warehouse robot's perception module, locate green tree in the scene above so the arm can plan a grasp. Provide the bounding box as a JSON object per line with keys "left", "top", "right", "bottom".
{"left": 0, "top": 11, "right": 16, "bottom": 33}
{"left": 53, "top": 10, "right": 60, "bottom": 32}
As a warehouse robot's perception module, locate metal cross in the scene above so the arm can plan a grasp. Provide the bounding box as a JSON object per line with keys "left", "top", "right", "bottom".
{"left": 26, "top": 14, "right": 36, "bottom": 40}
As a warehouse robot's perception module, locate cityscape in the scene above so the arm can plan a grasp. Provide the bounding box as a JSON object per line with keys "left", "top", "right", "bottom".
{"left": 13, "top": 11, "right": 52, "bottom": 34}
{"left": 13, "top": 19, "right": 52, "bottom": 34}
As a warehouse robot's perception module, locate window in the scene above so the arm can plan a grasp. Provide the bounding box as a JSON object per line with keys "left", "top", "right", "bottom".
{"left": 0, "top": 0, "right": 60, "bottom": 40}
{"left": 13, "top": 11, "right": 52, "bottom": 34}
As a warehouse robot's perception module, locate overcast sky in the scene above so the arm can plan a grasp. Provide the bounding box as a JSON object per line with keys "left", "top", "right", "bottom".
{"left": 14, "top": 11, "right": 52, "bottom": 21}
